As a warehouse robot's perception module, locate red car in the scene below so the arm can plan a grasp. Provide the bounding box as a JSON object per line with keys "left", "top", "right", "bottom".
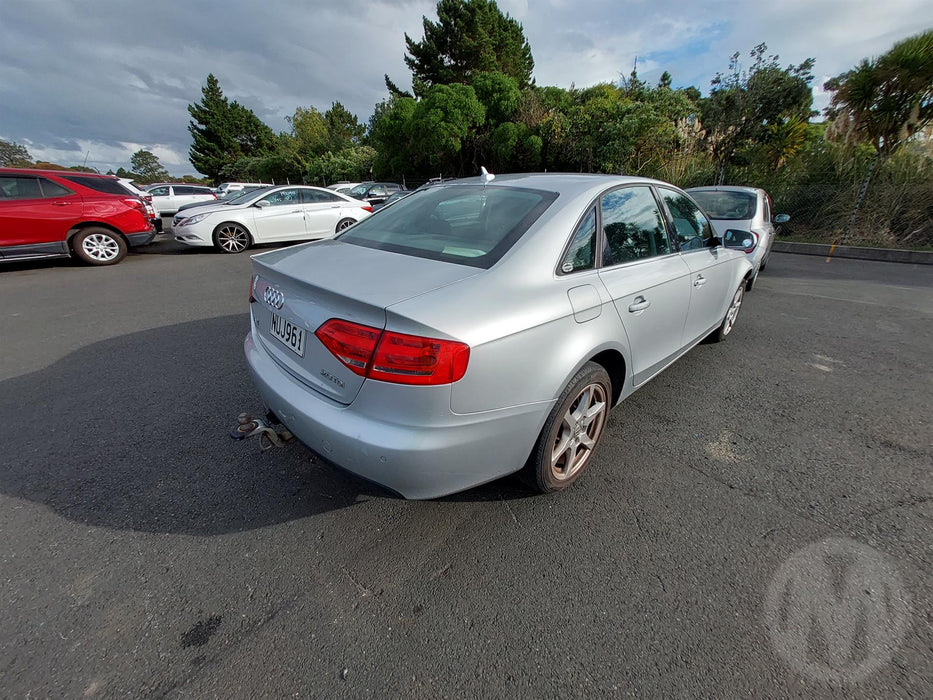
{"left": 0, "top": 168, "right": 157, "bottom": 265}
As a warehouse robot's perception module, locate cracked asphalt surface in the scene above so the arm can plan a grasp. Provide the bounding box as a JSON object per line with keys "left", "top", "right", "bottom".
{"left": 1, "top": 237, "right": 931, "bottom": 697}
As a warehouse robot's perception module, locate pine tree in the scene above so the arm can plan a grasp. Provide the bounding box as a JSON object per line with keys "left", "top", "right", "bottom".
{"left": 401, "top": 0, "right": 534, "bottom": 94}
{"left": 187, "top": 74, "right": 275, "bottom": 180}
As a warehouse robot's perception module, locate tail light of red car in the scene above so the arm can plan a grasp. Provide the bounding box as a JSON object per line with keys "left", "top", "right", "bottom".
{"left": 315, "top": 319, "right": 469, "bottom": 385}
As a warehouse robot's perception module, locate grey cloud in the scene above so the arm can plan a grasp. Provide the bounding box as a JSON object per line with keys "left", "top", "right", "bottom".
{"left": 1, "top": 0, "right": 929, "bottom": 175}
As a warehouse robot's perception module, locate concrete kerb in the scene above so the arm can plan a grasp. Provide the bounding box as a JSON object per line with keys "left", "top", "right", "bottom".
{"left": 772, "top": 241, "right": 933, "bottom": 265}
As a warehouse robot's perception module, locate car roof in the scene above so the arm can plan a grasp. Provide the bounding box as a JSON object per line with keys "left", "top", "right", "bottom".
{"left": 0, "top": 167, "right": 117, "bottom": 179}
{"left": 428, "top": 172, "right": 672, "bottom": 200}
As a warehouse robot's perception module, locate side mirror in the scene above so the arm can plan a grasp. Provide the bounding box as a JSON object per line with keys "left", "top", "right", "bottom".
{"left": 722, "top": 229, "right": 758, "bottom": 253}
{"left": 773, "top": 213, "right": 790, "bottom": 224}
{"left": 255, "top": 200, "right": 270, "bottom": 209}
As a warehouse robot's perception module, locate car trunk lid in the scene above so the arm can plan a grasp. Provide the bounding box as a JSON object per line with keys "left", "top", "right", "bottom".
{"left": 250, "top": 239, "right": 480, "bottom": 404}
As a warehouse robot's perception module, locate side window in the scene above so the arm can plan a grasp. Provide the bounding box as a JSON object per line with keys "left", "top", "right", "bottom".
{"left": 261, "top": 188, "right": 300, "bottom": 206}
{"left": 600, "top": 187, "right": 670, "bottom": 266}
{"left": 762, "top": 194, "right": 771, "bottom": 222}
{"left": 149, "top": 186, "right": 170, "bottom": 197}
{"left": 303, "top": 189, "right": 342, "bottom": 204}
{"left": 559, "top": 207, "right": 596, "bottom": 273}
{"left": 659, "top": 189, "right": 712, "bottom": 251}
{"left": 39, "top": 178, "right": 74, "bottom": 197}
{"left": 0, "top": 176, "right": 43, "bottom": 200}
{"left": 371, "top": 185, "right": 387, "bottom": 197}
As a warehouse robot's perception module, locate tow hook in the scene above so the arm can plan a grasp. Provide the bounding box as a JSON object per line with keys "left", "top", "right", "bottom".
{"left": 230, "top": 412, "right": 295, "bottom": 451}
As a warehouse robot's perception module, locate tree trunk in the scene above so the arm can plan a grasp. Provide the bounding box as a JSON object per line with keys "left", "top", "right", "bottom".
{"left": 841, "top": 151, "right": 881, "bottom": 244}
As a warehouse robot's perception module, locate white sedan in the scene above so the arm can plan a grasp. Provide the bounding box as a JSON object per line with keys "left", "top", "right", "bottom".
{"left": 172, "top": 185, "right": 373, "bottom": 253}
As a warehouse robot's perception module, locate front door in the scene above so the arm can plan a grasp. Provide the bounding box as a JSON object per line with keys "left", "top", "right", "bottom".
{"left": 0, "top": 175, "right": 81, "bottom": 247}
{"left": 596, "top": 186, "right": 692, "bottom": 386}
{"left": 657, "top": 187, "right": 734, "bottom": 345}
{"left": 252, "top": 188, "right": 308, "bottom": 241}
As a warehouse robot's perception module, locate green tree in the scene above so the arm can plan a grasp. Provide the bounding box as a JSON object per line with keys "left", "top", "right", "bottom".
{"left": 824, "top": 29, "right": 933, "bottom": 157}
{"left": 0, "top": 138, "right": 32, "bottom": 166}
{"left": 369, "top": 96, "right": 419, "bottom": 178}
{"left": 130, "top": 149, "right": 169, "bottom": 183}
{"left": 823, "top": 29, "right": 933, "bottom": 241}
{"left": 324, "top": 102, "right": 365, "bottom": 152}
{"left": 188, "top": 74, "right": 275, "bottom": 180}
{"left": 409, "top": 83, "right": 486, "bottom": 172}
{"left": 400, "top": 0, "right": 534, "bottom": 95}
{"left": 701, "top": 43, "right": 815, "bottom": 180}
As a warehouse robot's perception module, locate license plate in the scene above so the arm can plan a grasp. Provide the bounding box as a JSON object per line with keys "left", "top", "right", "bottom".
{"left": 270, "top": 313, "right": 305, "bottom": 357}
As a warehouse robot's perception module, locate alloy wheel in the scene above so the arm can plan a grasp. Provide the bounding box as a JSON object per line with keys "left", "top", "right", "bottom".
{"left": 550, "top": 382, "right": 608, "bottom": 481}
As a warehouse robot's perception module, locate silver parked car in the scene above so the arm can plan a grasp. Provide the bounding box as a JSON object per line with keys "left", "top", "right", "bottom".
{"left": 244, "top": 173, "right": 753, "bottom": 498}
{"left": 686, "top": 186, "right": 789, "bottom": 290}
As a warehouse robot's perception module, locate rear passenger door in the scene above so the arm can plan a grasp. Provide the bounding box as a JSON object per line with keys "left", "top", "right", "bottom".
{"left": 301, "top": 188, "right": 348, "bottom": 238}
{"left": 596, "top": 186, "right": 692, "bottom": 386}
{"left": 657, "top": 187, "right": 733, "bottom": 345}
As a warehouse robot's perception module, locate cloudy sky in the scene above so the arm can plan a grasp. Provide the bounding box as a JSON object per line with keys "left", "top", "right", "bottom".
{"left": 1, "top": 0, "right": 930, "bottom": 176}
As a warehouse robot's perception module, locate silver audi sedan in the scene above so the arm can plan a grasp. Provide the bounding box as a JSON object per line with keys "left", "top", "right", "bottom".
{"left": 244, "top": 173, "right": 753, "bottom": 498}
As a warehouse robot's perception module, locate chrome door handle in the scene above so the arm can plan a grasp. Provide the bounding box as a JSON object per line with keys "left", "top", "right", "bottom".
{"left": 693, "top": 275, "right": 706, "bottom": 287}
{"left": 291, "top": 209, "right": 302, "bottom": 213}
{"left": 628, "top": 297, "right": 650, "bottom": 312}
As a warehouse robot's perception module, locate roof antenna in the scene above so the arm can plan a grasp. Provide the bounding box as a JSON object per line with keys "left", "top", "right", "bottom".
{"left": 480, "top": 166, "right": 495, "bottom": 188}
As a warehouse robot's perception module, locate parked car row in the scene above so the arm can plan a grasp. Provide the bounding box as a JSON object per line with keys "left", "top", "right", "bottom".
{"left": 0, "top": 169, "right": 789, "bottom": 287}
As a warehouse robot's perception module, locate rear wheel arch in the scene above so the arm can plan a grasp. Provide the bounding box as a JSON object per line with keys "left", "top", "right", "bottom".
{"left": 589, "top": 349, "right": 627, "bottom": 406}
{"left": 66, "top": 222, "right": 127, "bottom": 249}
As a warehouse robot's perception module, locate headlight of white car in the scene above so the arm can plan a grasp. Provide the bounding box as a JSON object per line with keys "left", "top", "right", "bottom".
{"left": 178, "top": 213, "right": 209, "bottom": 226}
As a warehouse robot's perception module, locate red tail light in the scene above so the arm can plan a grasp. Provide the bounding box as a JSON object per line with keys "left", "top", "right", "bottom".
{"left": 742, "top": 232, "right": 759, "bottom": 254}
{"left": 315, "top": 319, "right": 469, "bottom": 385}
{"left": 362, "top": 205, "right": 373, "bottom": 212}
{"left": 315, "top": 320, "right": 380, "bottom": 374}
{"left": 123, "top": 197, "right": 146, "bottom": 212}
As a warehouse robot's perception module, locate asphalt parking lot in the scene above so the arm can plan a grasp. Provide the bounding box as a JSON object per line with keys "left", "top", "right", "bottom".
{"left": 1, "top": 236, "right": 931, "bottom": 697}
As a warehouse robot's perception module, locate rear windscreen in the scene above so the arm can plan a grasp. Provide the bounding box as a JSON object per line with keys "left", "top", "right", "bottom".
{"left": 337, "top": 184, "right": 557, "bottom": 268}
{"left": 61, "top": 175, "right": 132, "bottom": 196}
{"left": 689, "top": 190, "right": 757, "bottom": 220}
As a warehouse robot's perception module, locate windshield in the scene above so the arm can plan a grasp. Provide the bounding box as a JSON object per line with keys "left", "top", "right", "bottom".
{"left": 337, "top": 184, "right": 557, "bottom": 269}
{"left": 689, "top": 190, "right": 757, "bottom": 220}
{"left": 348, "top": 184, "right": 371, "bottom": 196}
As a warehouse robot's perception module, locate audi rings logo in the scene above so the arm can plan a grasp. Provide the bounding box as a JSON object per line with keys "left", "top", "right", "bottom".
{"left": 263, "top": 286, "right": 285, "bottom": 309}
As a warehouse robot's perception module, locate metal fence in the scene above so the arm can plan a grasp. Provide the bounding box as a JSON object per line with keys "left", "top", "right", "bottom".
{"left": 717, "top": 159, "right": 933, "bottom": 248}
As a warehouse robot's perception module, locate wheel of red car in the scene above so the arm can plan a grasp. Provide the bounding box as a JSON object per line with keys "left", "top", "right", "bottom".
{"left": 71, "top": 227, "right": 127, "bottom": 265}
{"left": 212, "top": 222, "right": 252, "bottom": 253}
{"left": 526, "top": 361, "right": 611, "bottom": 493}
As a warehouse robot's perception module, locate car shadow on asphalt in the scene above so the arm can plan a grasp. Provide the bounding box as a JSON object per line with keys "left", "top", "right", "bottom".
{"left": 0, "top": 314, "right": 396, "bottom": 535}
{"left": 0, "top": 314, "right": 537, "bottom": 535}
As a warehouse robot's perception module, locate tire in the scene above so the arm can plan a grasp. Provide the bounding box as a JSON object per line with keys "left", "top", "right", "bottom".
{"left": 745, "top": 268, "right": 758, "bottom": 291}
{"left": 758, "top": 257, "right": 767, "bottom": 272}
{"left": 213, "top": 222, "right": 252, "bottom": 253}
{"left": 335, "top": 218, "right": 356, "bottom": 233}
{"left": 710, "top": 282, "right": 745, "bottom": 343}
{"left": 525, "top": 361, "right": 611, "bottom": 493}
{"left": 71, "top": 227, "right": 127, "bottom": 265}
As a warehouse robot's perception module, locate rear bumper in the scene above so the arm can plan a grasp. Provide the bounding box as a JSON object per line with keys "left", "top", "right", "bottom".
{"left": 244, "top": 328, "right": 552, "bottom": 499}
{"left": 126, "top": 230, "right": 156, "bottom": 247}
